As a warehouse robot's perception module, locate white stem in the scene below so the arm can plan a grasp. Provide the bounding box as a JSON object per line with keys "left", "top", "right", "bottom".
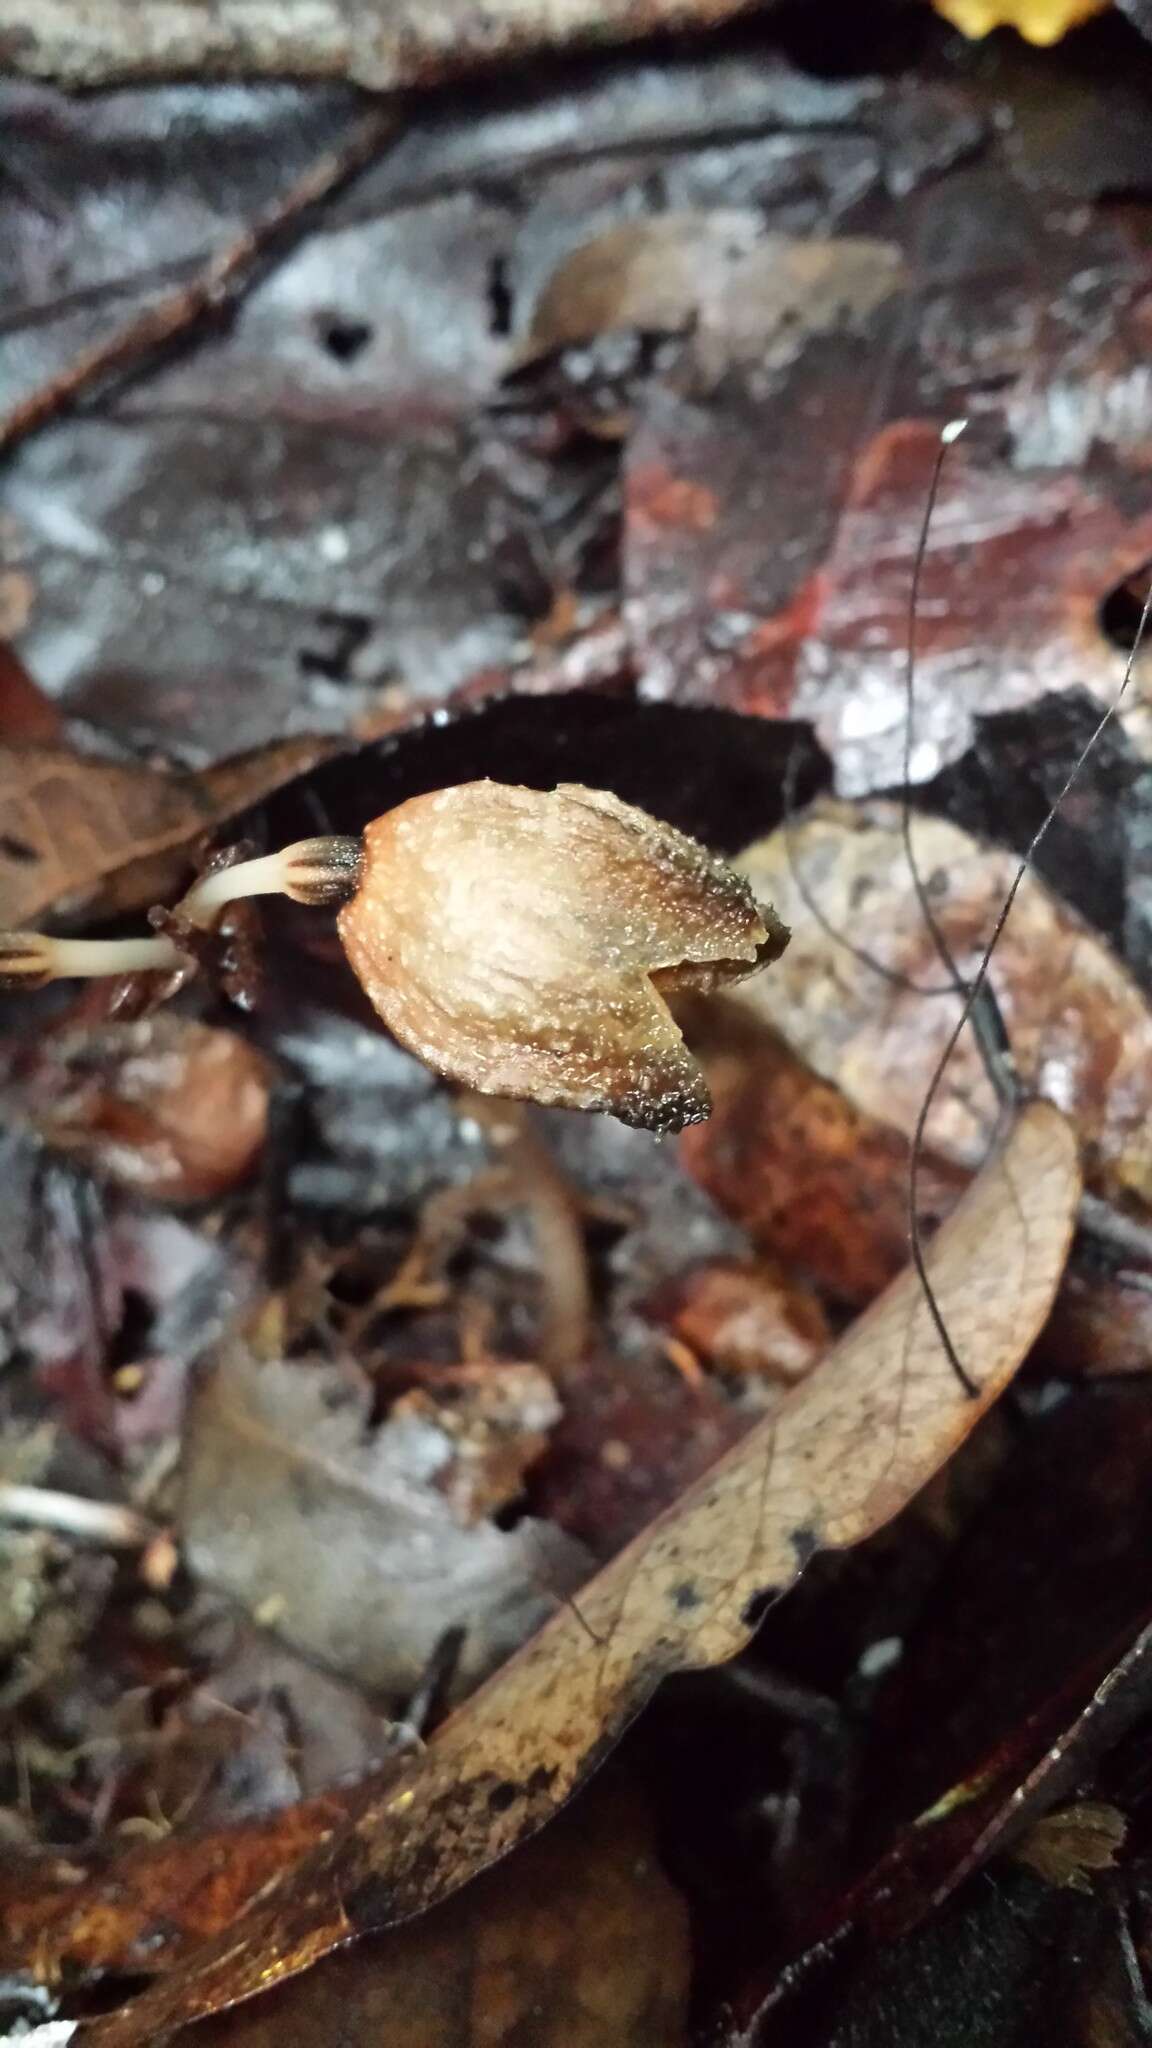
{"left": 0, "top": 930, "right": 185, "bottom": 987}
{"left": 180, "top": 851, "right": 296, "bottom": 927}
{"left": 178, "top": 836, "right": 361, "bottom": 926}
{"left": 0, "top": 1483, "right": 154, "bottom": 1547}
{"left": 48, "top": 935, "right": 184, "bottom": 977}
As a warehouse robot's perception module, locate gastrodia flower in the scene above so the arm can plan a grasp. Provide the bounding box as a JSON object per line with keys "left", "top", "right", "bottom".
{"left": 0, "top": 780, "right": 788, "bottom": 1134}
{"left": 336, "top": 782, "right": 787, "bottom": 1132}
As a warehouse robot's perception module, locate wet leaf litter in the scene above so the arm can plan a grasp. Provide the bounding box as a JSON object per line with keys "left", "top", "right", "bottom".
{"left": 5, "top": 7, "right": 1152, "bottom": 2048}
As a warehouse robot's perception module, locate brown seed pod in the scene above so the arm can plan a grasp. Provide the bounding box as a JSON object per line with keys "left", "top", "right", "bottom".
{"left": 336, "top": 781, "right": 787, "bottom": 1133}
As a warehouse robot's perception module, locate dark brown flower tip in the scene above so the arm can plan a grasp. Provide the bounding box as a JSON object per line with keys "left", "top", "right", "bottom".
{"left": 279, "top": 836, "right": 364, "bottom": 908}
{"left": 337, "top": 781, "right": 789, "bottom": 1133}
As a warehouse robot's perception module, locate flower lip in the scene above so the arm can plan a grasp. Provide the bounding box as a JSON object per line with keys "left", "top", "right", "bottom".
{"left": 336, "top": 779, "right": 790, "bottom": 1133}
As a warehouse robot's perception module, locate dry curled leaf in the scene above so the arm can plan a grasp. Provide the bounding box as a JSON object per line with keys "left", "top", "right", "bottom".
{"left": 338, "top": 781, "right": 787, "bottom": 1132}
{"left": 68, "top": 1099, "right": 1078, "bottom": 2046}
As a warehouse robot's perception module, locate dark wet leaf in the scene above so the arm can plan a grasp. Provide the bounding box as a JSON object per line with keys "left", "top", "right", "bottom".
{"left": 719, "top": 1384, "right": 1152, "bottom": 2040}
{"left": 187, "top": 1772, "right": 689, "bottom": 2048}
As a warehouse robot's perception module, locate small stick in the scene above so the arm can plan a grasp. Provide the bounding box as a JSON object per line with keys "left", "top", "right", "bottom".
{"left": 0, "top": 1483, "right": 154, "bottom": 1548}
{"left": 0, "top": 109, "right": 396, "bottom": 460}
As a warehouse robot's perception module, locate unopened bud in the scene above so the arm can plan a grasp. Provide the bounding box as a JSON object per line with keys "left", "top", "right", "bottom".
{"left": 337, "top": 781, "right": 788, "bottom": 1133}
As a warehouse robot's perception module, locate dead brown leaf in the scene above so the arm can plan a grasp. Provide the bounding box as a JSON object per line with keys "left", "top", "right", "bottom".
{"left": 1013, "top": 1801, "right": 1127, "bottom": 1892}
{"left": 0, "top": 735, "right": 336, "bottom": 930}
{"left": 790, "top": 421, "right": 1152, "bottom": 796}
{"left": 517, "top": 220, "right": 904, "bottom": 382}
{"left": 65, "top": 1098, "right": 1077, "bottom": 2046}
{"left": 188, "top": 1770, "right": 689, "bottom": 2048}
{"left": 736, "top": 798, "right": 1152, "bottom": 1209}
{"left": 182, "top": 1350, "right": 582, "bottom": 1701}
{"left": 0, "top": 641, "right": 63, "bottom": 744}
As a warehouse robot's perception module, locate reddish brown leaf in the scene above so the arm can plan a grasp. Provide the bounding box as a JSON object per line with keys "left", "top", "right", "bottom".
{"left": 25, "top": 1016, "right": 272, "bottom": 1204}
{"left": 0, "top": 1798, "right": 356, "bottom": 1982}
{"left": 648, "top": 1254, "right": 830, "bottom": 1385}
{"left": 61, "top": 1099, "right": 1077, "bottom": 2046}
{"left": 0, "top": 640, "right": 64, "bottom": 744}
{"left": 680, "top": 997, "right": 968, "bottom": 1306}
{"left": 790, "top": 423, "right": 1152, "bottom": 796}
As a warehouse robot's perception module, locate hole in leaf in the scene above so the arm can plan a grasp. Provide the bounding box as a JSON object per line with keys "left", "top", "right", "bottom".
{"left": 298, "top": 612, "right": 373, "bottom": 685}
{"left": 107, "top": 1287, "right": 156, "bottom": 1377}
{"left": 487, "top": 253, "right": 514, "bottom": 338}
{"left": 1099, "top": 558, "right": 1152, "bottom": 650}
{"left": 320, "top": 318, "right": 373, "bottom": 364}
